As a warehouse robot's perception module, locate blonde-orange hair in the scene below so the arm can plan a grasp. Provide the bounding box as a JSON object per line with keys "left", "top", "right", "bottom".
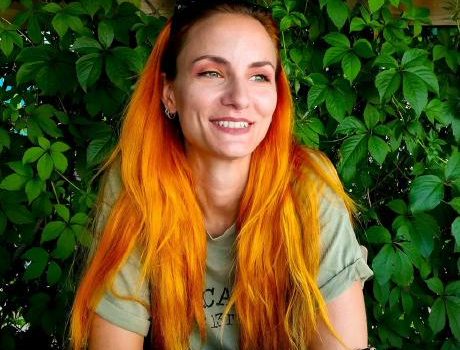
{"left": 71, "top": 3, "right": 354, "bottom": 349}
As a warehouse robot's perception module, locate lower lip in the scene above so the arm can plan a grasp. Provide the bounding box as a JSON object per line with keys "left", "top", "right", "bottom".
{"left": 211, "top": 122, "right": 252, "bottom": 135}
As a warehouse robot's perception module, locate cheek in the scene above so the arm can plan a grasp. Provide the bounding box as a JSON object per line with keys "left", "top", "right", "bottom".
{"left": 256, "top": 90, "right": 278, "bottom": 118}
{"left": 175, "top": 83, "right": 216, "bottom": 113}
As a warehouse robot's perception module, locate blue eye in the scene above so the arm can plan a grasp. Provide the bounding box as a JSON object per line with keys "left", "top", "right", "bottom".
{"left": 199, "top": 71, "right": 222, "bottom": 78}
{"left": 251, "top": 74, "right": 270, "bottom": 82}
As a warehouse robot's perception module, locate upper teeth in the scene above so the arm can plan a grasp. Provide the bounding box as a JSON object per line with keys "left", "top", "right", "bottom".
{"left": 215, "top": 121, "right": 249, "bottom": 128}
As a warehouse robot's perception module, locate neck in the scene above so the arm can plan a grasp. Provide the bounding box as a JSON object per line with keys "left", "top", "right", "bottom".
{"left": 187, "top": 151, "right": 250, "bottom": 237}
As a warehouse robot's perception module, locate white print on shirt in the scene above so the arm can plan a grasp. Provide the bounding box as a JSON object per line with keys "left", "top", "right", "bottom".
{"left": 203, "top": 286, "right": 236, "bottom": 329}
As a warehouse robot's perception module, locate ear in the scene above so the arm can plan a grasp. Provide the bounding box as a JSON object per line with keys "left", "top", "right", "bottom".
{"left": 161, "top": 73, "right": 177, "bottom": 113}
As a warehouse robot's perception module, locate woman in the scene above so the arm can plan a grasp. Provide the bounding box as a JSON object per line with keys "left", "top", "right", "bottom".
{"left": 71, "top": 1, "right": 373, "bottom": 349}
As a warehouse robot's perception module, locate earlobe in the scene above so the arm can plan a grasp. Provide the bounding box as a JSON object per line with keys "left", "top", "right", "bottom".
{"left": 161, "top": 73, "right": 177, "bottom": 113}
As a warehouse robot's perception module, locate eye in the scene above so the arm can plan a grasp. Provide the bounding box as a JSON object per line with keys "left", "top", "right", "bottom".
{"left": 250, "top": 74, "right": 270, "bottom": 82}
{"left": 198, "top": 71, "right": 222, "bottom": 78}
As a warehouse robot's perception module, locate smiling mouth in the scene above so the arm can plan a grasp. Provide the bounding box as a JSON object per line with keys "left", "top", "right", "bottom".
{"left": 212, "top": 120, "right": 249, "bottom": 129}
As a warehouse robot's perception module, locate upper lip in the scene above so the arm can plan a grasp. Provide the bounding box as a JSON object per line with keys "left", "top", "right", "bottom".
{"left": 209, "top": 117, "right": 253, "bottom": 124}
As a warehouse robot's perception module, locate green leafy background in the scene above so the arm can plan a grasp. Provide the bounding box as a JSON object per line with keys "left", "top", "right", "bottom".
{"left": 0, "top": 0, "right": 459, "bottom": 348}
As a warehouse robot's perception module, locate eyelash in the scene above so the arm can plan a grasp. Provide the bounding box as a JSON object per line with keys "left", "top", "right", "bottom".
{"left": 198, "top": 71, "right": 271, "bottom": 82}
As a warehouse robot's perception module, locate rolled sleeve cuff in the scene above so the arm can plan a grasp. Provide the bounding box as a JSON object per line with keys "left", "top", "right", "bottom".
{"left": 95, "top": 297, "right": 151, "bottom": 337}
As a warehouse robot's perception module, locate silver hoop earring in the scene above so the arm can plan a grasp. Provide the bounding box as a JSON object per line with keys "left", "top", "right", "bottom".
{"left": 164, "top": 106, "right": 177, "bottom": 120}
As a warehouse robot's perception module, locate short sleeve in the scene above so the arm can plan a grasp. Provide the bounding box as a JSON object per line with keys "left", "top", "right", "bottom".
{"left": 95, "top": 250, "right": 152, "bottom": 336}
{"left": 317, "top": 188, "right": 373, "bottom": 302}
{"left": 94, "top": 160, "right": 123, "bottom": 233}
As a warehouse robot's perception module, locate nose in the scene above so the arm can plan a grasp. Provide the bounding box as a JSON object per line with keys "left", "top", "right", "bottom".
{"left": 221, "top": 77, "right": 250, "bottom": 110}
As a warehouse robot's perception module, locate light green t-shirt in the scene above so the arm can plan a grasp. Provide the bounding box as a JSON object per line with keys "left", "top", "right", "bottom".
{"left": 94, "top": 164, "right": 373, "bottom": 349}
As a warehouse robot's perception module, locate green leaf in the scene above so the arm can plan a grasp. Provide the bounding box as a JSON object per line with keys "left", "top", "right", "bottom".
{"left": 307, "top": 85, "right": 327, "bottom": 110}
{"left": 401, "top": 290, "right": 413, "bottom": 314}
{"left": 445, "top": 152, "right": 460, "bottom": 181}
{"left": 409, "top": 175, "right": 444, "bottom": 213}
{"left": 324, "top": 32, "right": 350, "bottom": 48}
{"left": 323, "top": 47, "right": 348, "bottom": 67}
{"left": 22, "top": 247, "right": 49, "bottom": 280}
{"left": 110, "top": 47, "right": 143, "bottom": 74}
{"left": 446, "top": 296, "right": 460, "bottom": 339}
{"left": 427, "top": 277, "right": 444, "bottom": 295}
{"left": 55, "top": 204, "right": 70, "bottom": 222}
{"left": 46, "top": 261, "right": 62, "bottom": 285}
{"left": 5, "top": 205, "right": 34, "bottom": 224}
{"left": 335, "top": 116, "right": 366, "bottom": 135}
{"left": 374, "top": 54, "right": 399, "bottom": 69}
{"left": 368, "top": 135, "right": 390, "bottom": 164}
{"left": 0, "top": 0, "right": 12, "bottom": 11}
{"left": 353, "top": 39, "right": 374, "bottom": 58}
{"left": 403, "top": 71, "right": 428, "bottom": 117}
{"left": 453, "top": 217, "right": 460, "bottom": 249}
{"left": 0, "top": 127, "right": 11, "bottom": 150}
{"left": 51, "top": 151, "right": 68, "bottom": 173}
{"left": 372, "top": 244, "right": 395, "bottom": 285}
{"left": 51, "top": 13, "right": 70, "bottom": 37}
{"left": 446, "top": 281, "right": 460, "bottom": 297}
{"left": 326, "top": 0, "right": 348, "bottom": 29}
{"left": 37, "top": 136, "right": 50, "bottom": 150}
{"left": 364, "top": 104, "right": 380, "bottom": 129}
{"left": 392, "top": 250, "right": 413, "bottom": 286}
{"left": 41, "top": 221, "right": 66, "bottom": 243}
{"left": 401, "top": 49, "right": 428, "bottom": 68}
{"left": 87, "top": 135, "right": 116, "bottom": 167}
{"left": 340, "top": 134, "right": 368, "bottom": 166}
{"left": 280, "top": 15, "right": 295, "bottom": 31}
{"left": 366, "top": 226, "right": 392, "bottom": 244}
{"left": 73, "top": 37, "right": 103, "bottom": 53}
{"left": 405, "top": 66, "right": 439, "bottom": 95}
{"left": 433, "top": 44, "right": 447, "bottom": 61}
{"left": 25, "top": 178, "right": 44, "bottom": 203}
{"left": 325, "top": 87, "right": 348, "bottom": 121}
{"left": 42, "top": 3, "right": 61, "bottom": 13}
{"left": 23, "top": 147, "right": 45, "bottom": 163}
{"left": 80, "top": 0, "right": 100, "bottom": 16}
{"left": 0, "top": 32, "right": 14, "bottom": 56}
{"left": 50, "top": 142, "right": 70, "bottom": 153}
{"left": 52, "top": 228, "right": 76, "bottom": 260}
{"left": 98, "top": 21, "right": 114, "bottom": 49}
{"left": 376, "top": 69, "right": 401, "bottom": 102}
{"left": 411, "top": 213, "right": 439, "bottom": 257}
{"left": 0, "top": 174, "right": 27, "bottom": 191}
{"left": 388, "top": 199, "right": 407, "bottom": 214}
{"left": 429, "top": 298, "right": 446, "bottom": 335}
{"left": 450, "top": 198, "right": 460, "bottom": 214}
{"left": 70, "top": 213, "right": 88, "bottom": 225}
{"left": 342, "top": 52, "right": 361, "bottom": 81}
{"left": 37, "top": 153, "right": 54, "bottom": 180}
{"left": 369, "top": 0, "right": 385, "bottom": 13}
{"left": 76, "top": 53, "right": 103, "bottom": 91}
{"left": 350, "top": 17, "right": 366, "bottom": 32}
{"left": 425, "top": 99, "right": 449, "bottom": 124}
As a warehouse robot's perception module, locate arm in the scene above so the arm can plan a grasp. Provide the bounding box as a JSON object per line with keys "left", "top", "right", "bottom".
{"left": 89, "top": 314, "right": 144, "bottom": 350}
{"left": 310, "top": 281, "right": 369, "bottom": 350}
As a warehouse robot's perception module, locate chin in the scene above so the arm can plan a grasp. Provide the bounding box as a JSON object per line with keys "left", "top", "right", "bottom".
{"left": 215, "top": 147, "right": 255, "bottom": 160}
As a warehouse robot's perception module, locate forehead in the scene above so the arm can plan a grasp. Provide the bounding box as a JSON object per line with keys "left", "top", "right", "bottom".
{"left": 177, "top": 13, "right": 277, "bottom": 66}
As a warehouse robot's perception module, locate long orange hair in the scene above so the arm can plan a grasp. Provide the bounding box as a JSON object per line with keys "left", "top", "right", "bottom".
{"left": 71, "top": 3, "right": 354, "bottom": 349}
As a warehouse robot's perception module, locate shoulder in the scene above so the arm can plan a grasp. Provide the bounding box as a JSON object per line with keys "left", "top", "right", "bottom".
{"left": 101, "top": 156, "right": 123, "bottom": 205}
{"left": 291, "top": 145, "right": 353, "bottom": 214}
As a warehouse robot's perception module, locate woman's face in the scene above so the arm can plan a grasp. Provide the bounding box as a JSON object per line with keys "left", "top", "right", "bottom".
{"left": 162, "top": 13, "right": 278, "bottom": 161}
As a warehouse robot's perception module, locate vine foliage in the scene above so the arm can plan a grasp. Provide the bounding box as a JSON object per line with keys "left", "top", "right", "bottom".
{"left": 0, "top": 0, "right": 459, "bottom": 349}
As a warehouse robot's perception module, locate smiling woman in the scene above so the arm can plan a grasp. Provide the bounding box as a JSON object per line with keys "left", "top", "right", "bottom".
{"left": 70, "top": 1, "right": 373, "bottom": 349}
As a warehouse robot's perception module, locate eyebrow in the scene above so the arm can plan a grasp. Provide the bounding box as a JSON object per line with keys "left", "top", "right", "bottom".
{"left": 191, "top": 55, "right": 276, "bottom": 71}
